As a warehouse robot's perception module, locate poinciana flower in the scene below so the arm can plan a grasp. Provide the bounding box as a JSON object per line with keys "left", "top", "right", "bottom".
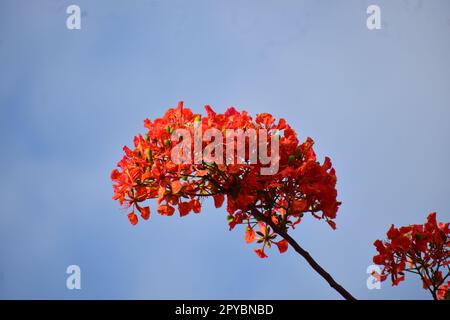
{"left": 373, "top": 212, "right": 450, "bottom": 300}
{"left": 111, "top": 101, "right": 340, "bottom": 256}
{"left": 111, "top": 101, "right": 354, "bottom": 300}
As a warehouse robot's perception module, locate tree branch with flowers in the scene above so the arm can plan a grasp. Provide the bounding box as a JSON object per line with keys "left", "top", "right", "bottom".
{"left": 111, "top": 101, "right": 449, "bottom": 300}
{"left": 373, "top": 213, "right": 449, "bottom": 300}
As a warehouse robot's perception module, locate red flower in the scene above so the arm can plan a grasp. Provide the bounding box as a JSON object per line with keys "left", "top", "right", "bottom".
{"left": 254, "top": 248, "right": 268, "bottom": 258}
{"left": 178, "top": 202, "right": 192, "bottom": 217}
{"left": 213, "top": 194, "right": 225, "bottom": 208}
{"left": 373, "top": 212, "right": 449, "bottom": 299}
{"left": 171, "top": 180, "right": 183, "bottom": 194}
{"left": 192, "top": 199, "right": 201, "bottom": 214}
{"left": 275, "top": 240, "right": 289, "bottom": 253}
{"left": 111, "top": 101, "right": 341, "bottom": 257}
{"left": 128, "top": 212, "right": 138, "bottom": 226}
{"left": 137, "top": 206, "right": 150, "bottom": 220}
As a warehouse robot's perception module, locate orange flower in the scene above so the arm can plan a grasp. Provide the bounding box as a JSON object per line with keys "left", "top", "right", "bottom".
{"left": 112, "top": 101, "right": 341, "bottom": 257}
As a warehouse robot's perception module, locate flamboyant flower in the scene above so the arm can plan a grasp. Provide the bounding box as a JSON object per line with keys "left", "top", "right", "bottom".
{"left": 111, "top": 101, "right": 341, "bottom": 258}
{"left": 373, "top": 212, "right": 449, "bottom": 300}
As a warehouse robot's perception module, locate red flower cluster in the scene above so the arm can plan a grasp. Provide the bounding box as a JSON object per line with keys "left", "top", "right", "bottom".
{"left": 111, "top": 102, "right": 340, "bottom": 257}
{"left": 373, "top": 213, "right": 449, "bottom": 299}
{"left": 437, "top": 281, "right": 450, "bottom": 300}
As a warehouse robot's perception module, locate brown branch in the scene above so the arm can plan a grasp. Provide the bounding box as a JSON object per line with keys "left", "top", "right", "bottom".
{"left": 252, "top": 209, "right": 356, "bottom": 300}
{"left": 196, "top": 173, "right": 356, "bottom": 299}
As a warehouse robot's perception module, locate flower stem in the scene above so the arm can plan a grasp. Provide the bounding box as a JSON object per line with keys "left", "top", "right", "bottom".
{"left": 252, "top": 209, "right": 356, "bottom": 300}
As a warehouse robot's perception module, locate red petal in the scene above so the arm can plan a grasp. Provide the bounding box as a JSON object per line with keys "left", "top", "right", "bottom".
{"left": 192, "top": 199, "right": 201, "bottom": 213}
{"left": 128, "top": 212, "right": 138, "bottom": 225}
{"left": 275, "top": 239, "right": 288, "bottom": 253}
{"left": 254, "top": 248, "right": 268, "bottom": 258}
{"left": 171, "top": 180, "right": 183, "bottom": 194}
{"left": 213, "top": 194, "right": 225, "bottom": 208}
{"left": 157, "top": 204, "right": 175, "bottom": 216}
{"left": 292, "top": 199, "right": 308, "bottom": 213}
{"left": 245, "top": 229, "right": 256, "bottom": 244}
{"left": 373, "top": 255, "right": 384, "bottom": 265}
{"left": 387, "top": 224, "right": 399, "bottom": 239}
{"left": 204, "top": 105, "right": 216, "bottom": 117}
{"left": 139, "top": 206, "right": 150, "bottom": 220}
{"left": 195, "top": 170, "right": 209, "bottom": 177}
{"left": 178, "top": 202, "right": 192, "bottom": 217}
{"left": 141, "top": 168, "right": 152, "bottom": 181}
{"left": 373, "top": 240, "right": 385, "bottom": 253}
{"left": 111, "top": 169, "right": 121, "bottom": 180}
{"left": 392, "top": 276, "right": 405, "bottom": 286}
{"left": 157, "top": 186, "right": 166, "bottom": 202}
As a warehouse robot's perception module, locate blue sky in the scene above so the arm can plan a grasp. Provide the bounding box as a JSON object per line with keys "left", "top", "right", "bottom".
{"left": 0, "top": 0, "right": 449, "bottom": 299}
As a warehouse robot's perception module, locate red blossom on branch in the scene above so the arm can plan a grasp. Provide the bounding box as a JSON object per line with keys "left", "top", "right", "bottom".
{"left": 111, "top": 101, "right": 355, "bottom": 300}
{"left": 373, "top": 212, "right": 450, "bottom": 300}
{"left": 111, "top": 101, "right": 340, "bottom": 257}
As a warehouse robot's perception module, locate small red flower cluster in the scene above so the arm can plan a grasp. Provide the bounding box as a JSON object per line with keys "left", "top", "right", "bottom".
{"left": 111, "top": 102, "right": 340, "bottom": 257}
{"left": 373, "top": 213, "right": 449, "bottom": 299}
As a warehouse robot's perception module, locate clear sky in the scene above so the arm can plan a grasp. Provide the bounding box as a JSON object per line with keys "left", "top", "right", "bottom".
{"left": 0, "top": 0, "right": 449, "bottom": 299}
